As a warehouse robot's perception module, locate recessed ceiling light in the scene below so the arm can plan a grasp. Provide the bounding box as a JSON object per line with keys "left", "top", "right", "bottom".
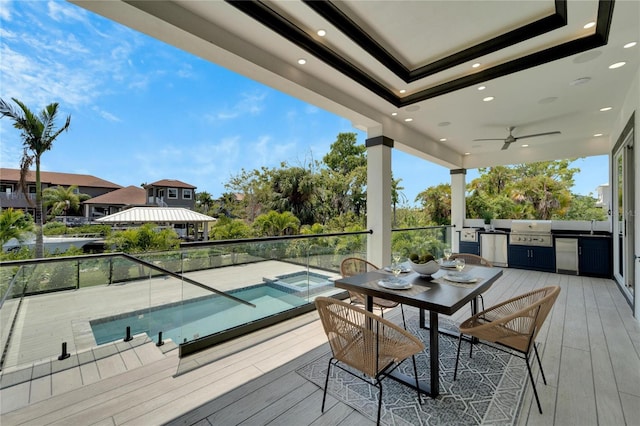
{"left": 584, "top": 21, "right": 596, "bottom": 29}
{"left": 317, "top": 29, "right": 326, "bottom": 37}
{"left": 624, "top": 41, "right": 637, "bottom": 48}
{"left": 399, "top": 89, "right": 406, "bottom": 94}
{"left": 570, "top": 77, "right": 591, "bottom": 86}
{"left": 483, "top": 96, "right": 495, "bottom": 102}
{"left": 464, "top": 152, "right": 471, "bottom": 156}
{"left": 593, "top": 133, "right": 603, "bottom": 137}
{"left": 404, "top": 118, "right": 413, "bottom": 122}
{"left": 609, "top": 62, "right": 626, "bottom": 69}
{"left": 439, "top": 138, "right": 447, "bottom": 142}
{"left": 521, "top": 144, "right": 529, "bottom": 148}
{"left": 478, "top": 86, "right": 486, "bottom": 91}
{"left": 438, "top": 121, "right": 451, "bottom": 127}
{"left": 391, "top": 112, "right": 398, "bottom": 116}
{"left": 600, "top": 107, "right": 613, "bottom": 112}
{"left": 297, "top": 58, "right": 306, "bottom": 65}
{"left": 472, "top": 63, "right": 481, "bottom": 68}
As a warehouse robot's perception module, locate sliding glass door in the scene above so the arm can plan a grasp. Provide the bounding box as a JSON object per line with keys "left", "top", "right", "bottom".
{"left": 612, "top": 126, "right": 635, "bottom": 302}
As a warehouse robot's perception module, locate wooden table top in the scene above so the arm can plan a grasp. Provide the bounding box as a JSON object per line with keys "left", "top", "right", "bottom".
{"left": 334, "top": 265, "right": 503, "bottom": 316}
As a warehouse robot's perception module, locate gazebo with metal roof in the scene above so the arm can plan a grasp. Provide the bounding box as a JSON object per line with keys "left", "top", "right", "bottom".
{"left": 96, "top": 207, "right": 216, "bottom": 241}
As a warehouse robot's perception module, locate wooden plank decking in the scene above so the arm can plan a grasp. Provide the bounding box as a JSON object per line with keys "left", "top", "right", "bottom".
{"left": 1, "top": 268, "right": 639, "bottom": 425}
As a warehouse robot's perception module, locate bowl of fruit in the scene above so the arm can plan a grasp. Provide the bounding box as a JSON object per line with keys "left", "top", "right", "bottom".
{"left": 408, "top": 252, "right": 440, "bottom": 276}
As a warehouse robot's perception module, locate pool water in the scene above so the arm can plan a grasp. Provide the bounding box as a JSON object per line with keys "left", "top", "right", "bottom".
{"left": 90, "top": 285, "right": 307, "bottom": 345}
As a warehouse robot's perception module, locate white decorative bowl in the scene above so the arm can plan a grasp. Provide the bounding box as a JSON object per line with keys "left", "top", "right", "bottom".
{"left": 409, "top": 259, "right": 440, "bottom": 276}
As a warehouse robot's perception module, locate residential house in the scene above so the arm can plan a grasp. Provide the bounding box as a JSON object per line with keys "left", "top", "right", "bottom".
{"left": 82, "top": 185, "right": 146, "bottom": 219}
{"left": 144, "top": 179, "right": 196, "bottom": 210}
{"left": 0, "top": 168, "right": 122, "bottom": 217}
{"left": 0, "top": 169, "right": 198, "bottom": 223}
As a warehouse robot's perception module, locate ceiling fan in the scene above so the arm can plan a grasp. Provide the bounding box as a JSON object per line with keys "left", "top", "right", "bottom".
{"left": 474, "top": 126, "right": 561, "bottom": 150}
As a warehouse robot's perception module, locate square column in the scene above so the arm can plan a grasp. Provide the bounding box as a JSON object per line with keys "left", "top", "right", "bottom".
{"left": 366, "top": 135, "right": 393, "bottom": 267}
{"left": 450, "top": 169, "right": 466, "bottom": 252}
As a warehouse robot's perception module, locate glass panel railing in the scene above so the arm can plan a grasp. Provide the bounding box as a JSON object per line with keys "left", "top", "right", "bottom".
{"left": 391, "top": 225, "right": 453, "bottom": 260}
{"left": 0, "top": 229, "right": 376, "bottom": 373}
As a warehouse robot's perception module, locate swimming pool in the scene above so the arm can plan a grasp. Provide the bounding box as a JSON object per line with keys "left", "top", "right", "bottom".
{"left": 90, "top": 285, "right": 308, "bottom": 346}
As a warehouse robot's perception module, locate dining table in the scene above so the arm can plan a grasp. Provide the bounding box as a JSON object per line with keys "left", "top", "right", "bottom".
{"left": 333, "top": 263, "right": 503, "bottom": 398}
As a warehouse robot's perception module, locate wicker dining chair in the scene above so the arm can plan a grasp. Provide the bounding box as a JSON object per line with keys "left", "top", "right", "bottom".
{"left": 315, "top": 297, "right": 425, "bottom": 425}
{"left": 340, "top": 257, "right": 405, "bottom": 324}
{"left": 450, "top": 253, "right": 494, "bottom": 312}
{"left": 453, "top": 285, "right": 561, "bottom": 414}
{"left": 450, "top": 253, "right": 493, "bottom": 267}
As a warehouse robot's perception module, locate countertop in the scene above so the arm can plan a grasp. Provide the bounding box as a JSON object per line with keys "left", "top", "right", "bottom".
{"left": 459, "top": 228, "right": 612, "bottom": 238}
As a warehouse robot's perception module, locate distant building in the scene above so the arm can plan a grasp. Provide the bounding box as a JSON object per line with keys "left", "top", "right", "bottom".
{"left": 144, "top": 179, "right": 197, "bottom": 209}
{"left": 82, "top": 185, "right": 146, "bottom": 219}
{"left": 0, "top": 168, "right": 199, "bottom": 223}
{"left": 0, "top": 168, "right": 122, "bottom": 217}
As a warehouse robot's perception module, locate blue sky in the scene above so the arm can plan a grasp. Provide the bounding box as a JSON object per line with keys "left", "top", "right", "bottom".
{"left": 0, "top": 1, "right": 608, "bottom": 206}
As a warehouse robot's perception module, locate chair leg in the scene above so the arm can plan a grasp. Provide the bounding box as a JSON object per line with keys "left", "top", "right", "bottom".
{"left": 454, "top": 333, "right": 463, "bottom": 380}
{"left": 376, "top": 381, "right": 383, "bottom": 425}
{"left": 525, "top": 353, "right": 544, "bottom": 414}
{"left": 400, "top": 304, "right": 407, "bottom": 329}
{"left": 533, "top": 343, "right": 547, "bottom": 385}
{"left": 321, "top": 358, "right": 334, "bottom": 413}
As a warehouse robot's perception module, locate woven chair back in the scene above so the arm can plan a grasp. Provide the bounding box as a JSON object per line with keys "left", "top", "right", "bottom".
{"left": 340, "top": 257, "right": 380, "bottom": 277}
{"left": 461, "top": 286, "right": 560, "bottom": 353}
{"left": 315, "top": 297, "right": 424, "bottom": 378}
{"left": 451, "top": 253, "right": 493, "bottom": 267}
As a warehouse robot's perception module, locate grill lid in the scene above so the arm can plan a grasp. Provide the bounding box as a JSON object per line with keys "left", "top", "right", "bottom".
{"left": 510, "top": 220, "right": 552, "bottom": 234}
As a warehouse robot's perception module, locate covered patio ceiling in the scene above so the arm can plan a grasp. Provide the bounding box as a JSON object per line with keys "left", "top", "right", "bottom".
{"left": 72, "top": 0, "right": 639, "bottom": 170}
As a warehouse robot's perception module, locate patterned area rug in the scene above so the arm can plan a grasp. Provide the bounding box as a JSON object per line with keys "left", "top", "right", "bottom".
{"left": 297, "top": 313, "right": 527, "bottom": 425}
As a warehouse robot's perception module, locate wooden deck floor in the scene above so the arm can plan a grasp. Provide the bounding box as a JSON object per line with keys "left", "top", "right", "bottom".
{"left": 1, "top": 268, "right": 639, "bottom": 425}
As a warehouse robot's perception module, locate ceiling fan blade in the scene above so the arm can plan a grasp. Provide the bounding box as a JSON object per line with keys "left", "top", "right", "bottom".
{"left": 473, "top": 138, "right": 506, "bottom": 141}
{"left": 514, "top": 131, "right": 561, "bottom": 140}
{"left": 501, "top": 142, "right": 511, "bottom": 150}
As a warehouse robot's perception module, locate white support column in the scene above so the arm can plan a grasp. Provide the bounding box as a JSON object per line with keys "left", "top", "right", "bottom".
{"left": 366, "top": 135, "right": 393, "bottom": 268}
{"left": 450, "top": 169, "right": 466, "bottom": 253}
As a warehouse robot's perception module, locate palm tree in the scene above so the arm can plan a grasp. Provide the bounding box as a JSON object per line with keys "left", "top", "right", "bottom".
{"left": 0, "top": 98, "right": 71, "bottom": 258}
{"left": 254, "top": 210, "right": 300, "bottom": 236}
{"left": 42, "top": 185, "right": 89, "bottom": 220}
{"left": 0, "top": 208, "right": 34, "bottom": 246}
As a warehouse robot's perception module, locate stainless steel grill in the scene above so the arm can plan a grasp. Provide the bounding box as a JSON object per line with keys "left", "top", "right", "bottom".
{"left": 509, "top": 220, "right": 553, "bottom": 247}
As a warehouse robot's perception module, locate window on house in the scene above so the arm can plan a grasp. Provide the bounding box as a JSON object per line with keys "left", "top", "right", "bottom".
{"left": 0, "top": 184, "right": 12, "bottom": 193}
{"left": 168, "top": 188, "right": 178, "bottom": 199}
{"left": 183, "top": 189, "right": 193, "bottom": 199}
{"left": 73, "top": 187, "right": 80, "bottom": 194}
{"left": 28, "top": 185, "right": 37, "bottom": 194}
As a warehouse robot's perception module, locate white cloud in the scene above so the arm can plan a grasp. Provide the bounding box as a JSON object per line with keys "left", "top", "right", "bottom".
{"left": 0, "top": 0, "right": 13, "bottom": 21}
{"left": 91, "top": 106, "right": 121, "bottom": 122}
{"left": 250, "top": 135, "right": 296, "bottom": 168}
{"left": 47, "top": 1, "right": 86, "bottom": 23}
{"left": 207, "top": 91, "right": 267, "bottom": 122}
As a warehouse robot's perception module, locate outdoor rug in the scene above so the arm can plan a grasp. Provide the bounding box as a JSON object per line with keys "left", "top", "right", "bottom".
{"left": 297, "top": 312, "right": 528, "bottom": 425}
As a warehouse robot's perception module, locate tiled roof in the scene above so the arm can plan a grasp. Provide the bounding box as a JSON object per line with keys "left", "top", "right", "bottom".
{"left": 146, "top": 179, "right": 196, "bottom": 189}
{"left": 83, "top": 186, "right": 146, "bottom": 205}
{"left": 95, "top": 207, "right": 216, "bottom": 223}
{"left": 0, "top": 168, "right": 122, "bottom": 189}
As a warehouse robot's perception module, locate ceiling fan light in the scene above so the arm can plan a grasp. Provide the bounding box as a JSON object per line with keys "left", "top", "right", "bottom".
{"left": 624, "top": 41, "right": 637, "bottom": 48}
